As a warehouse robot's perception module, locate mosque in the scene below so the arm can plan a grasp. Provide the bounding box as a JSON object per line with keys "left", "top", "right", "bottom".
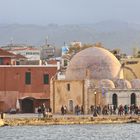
{"left": 50, "top": 46, "right": 140, "bottom": 114}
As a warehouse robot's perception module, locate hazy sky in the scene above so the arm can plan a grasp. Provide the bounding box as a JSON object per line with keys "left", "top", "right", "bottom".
{"left": 0, "top": 0, "right": 140, "bottom": 25}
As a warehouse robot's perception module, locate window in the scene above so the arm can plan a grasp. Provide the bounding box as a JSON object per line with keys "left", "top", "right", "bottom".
{"left": 44, "top": 74, "right": 49, "bottom": 84}
{"left": 126, "top": 61, "right": 138, "bottom": 64}
{"left": 131, "top": 93, "right": 136, "bottom": 105}
{"left": 112, "top": 93, "right": 118, "bottom": 108}
{"left": 25, "top": 72, "right": 31, "bottom": 85}
{"left": 26, "top": 52, "right": 32, "bottom": 55}
{"left": 33, "top": 52, "right": 39, "bottom": 55}
{"left": 64, "top": 60, "right": 68, "bottom": 66}
{"left": 16, "top": 61, "right": 20, "bottom": 65}
{"left": 67, "top": 83, "right": 70, "bottom": 91}
{"left": 0, "top": 58, "right": 3, "bottom": 65}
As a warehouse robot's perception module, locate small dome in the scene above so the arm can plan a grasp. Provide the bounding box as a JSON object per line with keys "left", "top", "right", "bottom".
{"left": 131, "top": 79, "right": 140, "bottom": 89}
{"left": 115, "top": 79, "right": 132, "bottom": 89}
{"left": 66, "top": 47, "right": 123, "bottom": 80}
{"left": 98, "top": 79, "right": 115, "bottom": 89}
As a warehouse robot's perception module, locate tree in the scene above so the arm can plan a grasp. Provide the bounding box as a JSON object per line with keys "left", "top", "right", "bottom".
{"left": 67, "top": 42, "right": 103, "bottom": 55}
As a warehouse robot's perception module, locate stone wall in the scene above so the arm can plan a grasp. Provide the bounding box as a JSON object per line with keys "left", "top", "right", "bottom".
{"left": 51, "top": 80, "right": 84, "bottom": 114}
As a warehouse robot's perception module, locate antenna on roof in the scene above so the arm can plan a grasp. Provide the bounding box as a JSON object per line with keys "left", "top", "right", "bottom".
{"left": 45, "top": 36, "right": 48, "bottom": 46}
{"left": 10, "top": 37, "right": 14, "bottom": 46}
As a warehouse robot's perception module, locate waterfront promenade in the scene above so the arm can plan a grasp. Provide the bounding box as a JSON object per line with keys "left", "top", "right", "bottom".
{"left": 1, "top": 113, "right": 140, "bottom": 126}
{"left": 5, "top": 113, "right": 92, "bottom": 119}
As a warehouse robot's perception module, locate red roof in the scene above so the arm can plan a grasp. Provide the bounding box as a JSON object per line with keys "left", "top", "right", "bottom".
{"left": 11, "top": 47, "right": 39, "bottom": 51}
{"left": 0, "top": 48, "right": 15, "bottom": 57}
{"left": 15, "top": 54, "right": 27, "bottom": 59}
{"left": 47, "top": 60, "right": 57, "bottom": 64}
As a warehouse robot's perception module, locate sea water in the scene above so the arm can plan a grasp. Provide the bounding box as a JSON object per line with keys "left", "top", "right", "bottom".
{"left": 0, "top": 124, "right": 139, "bottom": 140}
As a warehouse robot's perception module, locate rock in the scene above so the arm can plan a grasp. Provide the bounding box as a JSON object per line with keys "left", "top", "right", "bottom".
{"left": 0, "top": 119, "right": 4, "bottom": 126}
{"left": 127, "top": 120, "right": 137, "bottom": 123}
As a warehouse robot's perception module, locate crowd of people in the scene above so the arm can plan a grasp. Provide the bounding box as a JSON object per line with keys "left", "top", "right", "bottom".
{"left": 37, "top": 103, "right": 52, "bottom": 118}
{"left": 91, "top": 104, "right": 140, "bottom": 116}
{"left": 39, "top": 103, "right": 140, "bottom": 117}
{"left": 60, "top": 104, "right": 140, "bottom": 116}
{"left": 61, "top": 105, "right": 84, "bottom": 115}
{"left": 61, "top": 105, "right": 68, "bottom": 115}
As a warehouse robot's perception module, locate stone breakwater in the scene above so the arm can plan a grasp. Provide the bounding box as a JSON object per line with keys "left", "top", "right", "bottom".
{"left": 2, "top": 116, "right": 140, "bottom": 126}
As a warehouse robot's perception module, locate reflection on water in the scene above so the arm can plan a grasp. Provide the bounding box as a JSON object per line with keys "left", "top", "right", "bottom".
{"left": 0, "top": 124, "right": 139, "bottom": 140}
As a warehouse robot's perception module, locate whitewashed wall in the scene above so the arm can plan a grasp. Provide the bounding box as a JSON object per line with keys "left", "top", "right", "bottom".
{"left": 105, "top": 89, "right": 140, "bottom": 106}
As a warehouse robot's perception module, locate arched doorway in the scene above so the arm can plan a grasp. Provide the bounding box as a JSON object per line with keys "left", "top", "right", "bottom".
{"left": 131, "top": 93, "right": 136, "bottom": 105}
{"left": 21, "top": 97, "right": 34, "bottom": 113}
{"left": 69, "top": 100, "right": 74, "bottom": 112}
{"left": 112, "top": 93, "right": 118, "bottom": 108}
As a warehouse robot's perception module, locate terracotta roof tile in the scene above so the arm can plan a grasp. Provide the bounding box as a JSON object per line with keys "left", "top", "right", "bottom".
{"left": 15, "top": 54, "right": 27, "bottom": 59}
{"left": 0, "top": 48, "right": 15, "bottom": 57}
{"left": 11, "top": 47, "right": 39, "bottom": 51}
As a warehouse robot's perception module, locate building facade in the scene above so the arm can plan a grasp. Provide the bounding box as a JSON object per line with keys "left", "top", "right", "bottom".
{"left": 9, "top": 47, "right": 40, "bottom": 60}
{"left": 0, "top": 65, "right": 57, "bottom": 113}
{"left": 51, "top": 47, "right": 140, "bottom": 114}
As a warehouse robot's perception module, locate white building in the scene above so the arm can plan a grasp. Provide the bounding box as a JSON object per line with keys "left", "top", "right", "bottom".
{"left": 9, "top": 47, "right": 40, "bottom": 60}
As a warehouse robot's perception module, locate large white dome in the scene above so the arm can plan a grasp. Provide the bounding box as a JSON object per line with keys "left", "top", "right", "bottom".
{"left": 66, "top": 47, "right": 123, "bottom": 80}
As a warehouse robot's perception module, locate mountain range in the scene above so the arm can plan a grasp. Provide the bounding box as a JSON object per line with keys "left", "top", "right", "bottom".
{"left": 0, "top": 20, "right": 140, "bottom": 54}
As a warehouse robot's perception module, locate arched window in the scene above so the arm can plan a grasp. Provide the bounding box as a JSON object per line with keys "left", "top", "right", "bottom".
{"left": 131, "top": 93, "right": 136, "bottom": 105}
{"left": 112, "top": 93, "right": 118, "bottom": 108}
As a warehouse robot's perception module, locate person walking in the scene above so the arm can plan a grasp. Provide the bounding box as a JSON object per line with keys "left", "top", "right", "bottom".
{"left": 37, "top": 106, "right": 42, "bottom": 119}
{"left": 81, "top": 105, "right": 84, "bottom": 115}
{"left": 41, "top": 103, "right": 46, "bottom": 118}
{"left": 64, "top": 105, "right": 67, "bottom": 114}
{"left": 61, "top": 105, "right": 65, "bottom": 115}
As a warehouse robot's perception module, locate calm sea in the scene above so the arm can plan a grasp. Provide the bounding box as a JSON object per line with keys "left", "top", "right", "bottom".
{"left": 0, "top": 124, "right": 139, "bottom": 140}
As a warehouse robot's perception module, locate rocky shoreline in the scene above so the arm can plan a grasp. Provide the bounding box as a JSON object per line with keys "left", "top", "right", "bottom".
{"left": 1, "top": 116, "right": 140, "bottom": 126}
